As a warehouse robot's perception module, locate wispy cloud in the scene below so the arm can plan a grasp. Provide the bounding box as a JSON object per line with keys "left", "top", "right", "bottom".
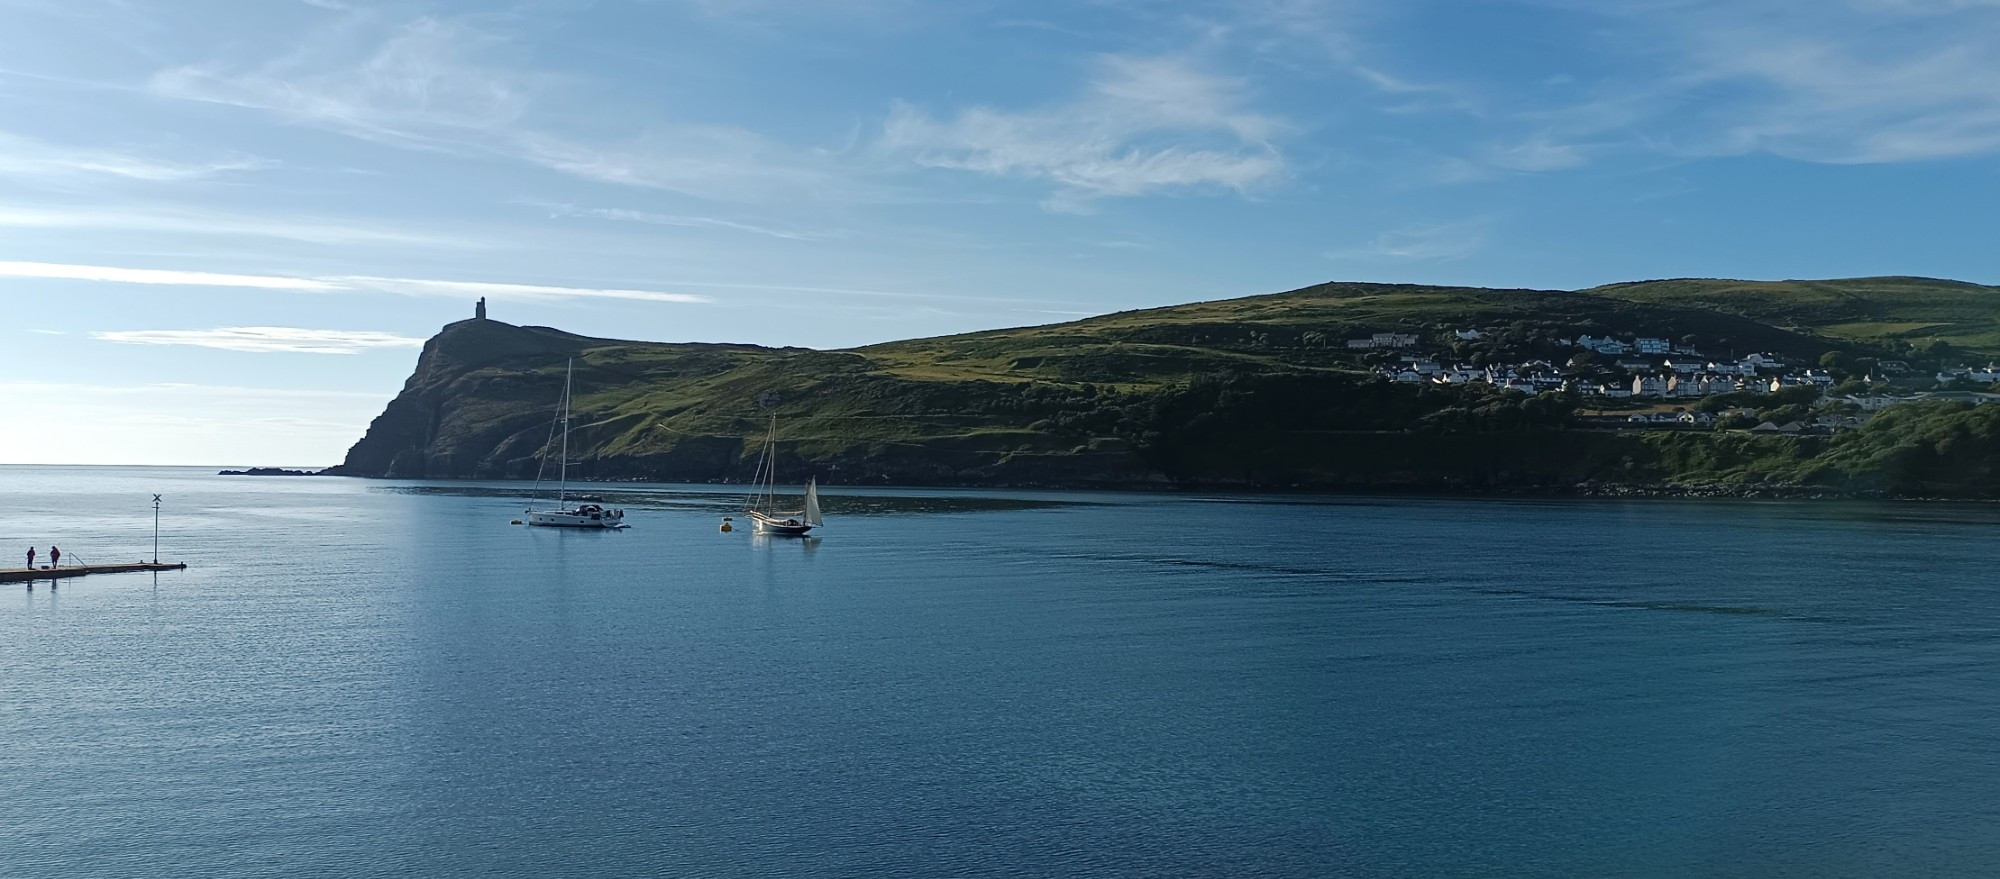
{"left": 148, "top": 17, "right": 535, "bottom": 154}
{"left": 0, "top": 204, "right": 466, "bottom": 246}
{"left": 91, "top": 326, "right": 426, "bottom": 354}
{"left": 525, "top": 201, "right": 839, "bottom": 241}
{"left": 878, "top": 54, "right": 1287, "bottom": 208}
{"left": 1487, "top": 0, "right": 2000, "bottom": 166}
{"left": 0, "top": 131, "right": 271, "bottom": 182}
{"left": 147, "top": 16, "right": 864, "bottom": 203}
{"left": 336, "top": 276, "right": 709, "bottom": 304}
{"left": 1327, "top": 218, "right": 1490, "bottom": 262}
{"left": 0, "top": 260, "right": 337, "bottom": 290}
{"left": 0, "top": 260, "right": 710, "bottom": 303}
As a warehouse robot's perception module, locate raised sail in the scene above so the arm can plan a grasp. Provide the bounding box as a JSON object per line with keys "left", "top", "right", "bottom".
{"left": 745, "top": 416, "right": 823, "bottom": 536}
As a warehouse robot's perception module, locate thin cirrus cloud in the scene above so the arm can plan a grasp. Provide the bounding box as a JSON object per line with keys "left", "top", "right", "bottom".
{"left": 90, "top": 327, "right": 427, "bottom": 355}
{"left": 0, "top": 130, "right": 272, "bottom": 183}
{"left": 878, "top": 54, "right": 1287, "bottom": 209}
{"left": 0, "top": 260, "right": 711, "bottom": 304}
{"left": 1469, "top": 0, "right": 2000, "bottom": 168}
{"left": 146, "top": 17, "right": 864, "bottom": 204}
{"left": 143, "top": 14, "right": 1295, "bottom": 209}
{"left": 526, "top": 201, "right": 840, "bottom": 242}
{"left": 1326, "top": 219, "right": 1491, "bottom": 262}
{"left": 0, "top": 203, "right": 474, "bottom": 247}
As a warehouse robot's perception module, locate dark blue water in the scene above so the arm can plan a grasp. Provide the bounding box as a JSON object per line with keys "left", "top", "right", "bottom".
{"left": 4, "top": 466, "right": 2000, "bottom": 877}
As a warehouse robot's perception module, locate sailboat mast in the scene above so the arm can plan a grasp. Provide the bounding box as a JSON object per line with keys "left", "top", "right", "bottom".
{"left": 759, "top": 415, "right": 773, "bottom": 509}
{"left": 557, "top": 359, "right": 572, "bottom": 506}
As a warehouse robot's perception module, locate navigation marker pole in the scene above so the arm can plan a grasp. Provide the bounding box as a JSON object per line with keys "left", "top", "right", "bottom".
{"left": 152, "top": 494, "right": 161, "bottom": 564}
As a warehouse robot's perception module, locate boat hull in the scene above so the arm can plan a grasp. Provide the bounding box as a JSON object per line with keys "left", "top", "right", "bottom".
{"left": 526, "top": 507, "right": 627, "bottom": 529}
{"left": 748, "top": 511, "right": 815, "bottom": 536}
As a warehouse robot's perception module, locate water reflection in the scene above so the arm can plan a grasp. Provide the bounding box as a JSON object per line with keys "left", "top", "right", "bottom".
{"left": 749, "top": 533, "right": 821, "bottom": 557}
{"left": 384, "top": 483, "right": 1095, "bottom": 516}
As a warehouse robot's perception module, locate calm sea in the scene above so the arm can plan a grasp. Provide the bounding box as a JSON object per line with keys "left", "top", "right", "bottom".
{"left": 3, "top": 465, "right": 1999, "bottom": 877}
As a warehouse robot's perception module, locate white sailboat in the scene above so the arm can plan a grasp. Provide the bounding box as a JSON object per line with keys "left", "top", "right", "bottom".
{"left": 525, "top": 360, "right": 627, "bottom": 529}
{"left": 745, "top": 417, "right": 823, "bottom": 536}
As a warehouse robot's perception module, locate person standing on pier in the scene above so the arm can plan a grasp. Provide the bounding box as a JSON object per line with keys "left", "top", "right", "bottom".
{"left": 49, "top": 546, "right": 59, "bottom": 568}
{"left": 26, "top": 546, "right": 34, "bottom": 569}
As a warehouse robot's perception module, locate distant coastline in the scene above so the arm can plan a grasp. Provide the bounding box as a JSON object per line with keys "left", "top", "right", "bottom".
{"left": 218, "top": 467, "right": 324, "bottom": 477}
{"left": 329, "top": 280, "right": 2000, "bottom": 500}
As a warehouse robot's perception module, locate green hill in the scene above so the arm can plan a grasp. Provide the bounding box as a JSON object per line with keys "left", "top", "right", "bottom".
{"left": 1589, "top": 276, "right": 2000, "bottom": 353}
{"left": 327, "top": 276, "right": 2000, "bottom": 496}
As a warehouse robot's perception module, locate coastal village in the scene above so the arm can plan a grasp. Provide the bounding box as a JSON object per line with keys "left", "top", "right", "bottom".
{"left": 1356, "top": 329, "right": 2000, "bottom": 434}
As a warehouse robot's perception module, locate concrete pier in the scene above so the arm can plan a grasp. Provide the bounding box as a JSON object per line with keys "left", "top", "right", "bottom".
{"left": 2, "top": 562, "right": 187, "bottom": 584}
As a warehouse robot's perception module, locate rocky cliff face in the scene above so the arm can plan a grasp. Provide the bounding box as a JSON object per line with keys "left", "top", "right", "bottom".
{"left": 327, "top": 318, "right": 599, "bottom": 479}
{"left": 324, "top": 317, "right": 1167, "bottom": 486}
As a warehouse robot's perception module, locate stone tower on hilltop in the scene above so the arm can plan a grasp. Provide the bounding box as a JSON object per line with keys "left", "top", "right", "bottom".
{"left": 475, "top": 297, "right": 487, "bottom": 320}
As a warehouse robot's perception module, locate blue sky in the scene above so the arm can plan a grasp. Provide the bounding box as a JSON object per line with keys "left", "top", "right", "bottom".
{"left": 3, "top": 0, "right": 1998, "bottom": 465}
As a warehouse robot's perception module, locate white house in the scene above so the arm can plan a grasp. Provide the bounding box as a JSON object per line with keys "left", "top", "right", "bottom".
{"left": 1636, "top": 337, "right": 1671, "bottom": 354}
{"left": 1632, "top": 375, "right": 1669, "bottom": 397}
{"left": 1455, "top": 329, "right": 1484, "bottom": 341}
{"left": 1578, "top": 335, "right": 1634, "bottom": 354}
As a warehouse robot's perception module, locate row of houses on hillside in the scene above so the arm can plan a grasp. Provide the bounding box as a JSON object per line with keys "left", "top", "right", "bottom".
{"left": 1660, "top": 356, "right": 1798, "bottom": 376}
{"left": 1935, "top": 364, "right": 2000, "bottom": 383}
{"left": 1573, "top": 335, "right": 1684, "bottom": 356}
{"left": 1633, "top": 372, "right": 1837, "bottom": 397}
{"left": 1346, "top": 332, "right": 1421, "bottom": 349}
{"left": 1377, "top": 357, "right": 1845, "bottom": 399}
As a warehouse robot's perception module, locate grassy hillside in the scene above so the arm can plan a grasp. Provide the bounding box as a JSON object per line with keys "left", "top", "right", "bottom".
{"left": 862, "top": 281, "right": 1842, "bottom": 387}
{"left": 329, "top": 276, "right": 2000, "bottom": 496}
{"left": 1590, "top": 277, "right": 2000, "bottom": 353}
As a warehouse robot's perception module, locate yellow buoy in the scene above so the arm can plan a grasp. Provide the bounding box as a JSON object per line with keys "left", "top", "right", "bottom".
{"left": 720, "top": 516, "right": 734, "bottom": 533}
